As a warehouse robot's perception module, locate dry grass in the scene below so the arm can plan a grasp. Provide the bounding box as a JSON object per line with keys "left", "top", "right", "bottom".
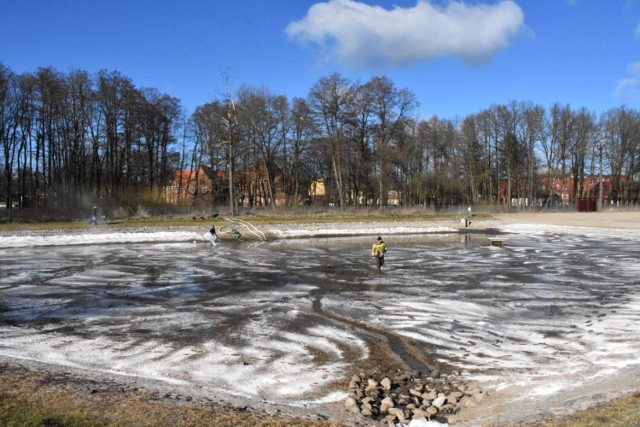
{"left": 0, "top": 365, "right": 346, "bottom": 427}
{"left": 523, "top": 391, "right": 640, "bottom": 427}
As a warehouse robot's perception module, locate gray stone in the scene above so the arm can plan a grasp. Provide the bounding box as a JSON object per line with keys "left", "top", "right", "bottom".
{"left": 348, "top": 378, "right": 359, "bottom": 390}
{"left": 344, "top": 397, "right": 359, "bottom": 413}
{"left": 432, "top": 396, "right": 446, "bottom": 408}
{"left": 450, "top": 391, "right": 464, "bottom": 399}
{"left": 361, "top": 407, "right": 372, "bottom": 417}
{"left": 422, "top": 390, "right": 437, "bottom": 401}
{"left": 412, "top": 408, "right": 427, "bottom": 419}
{"left": 380, "top": 396, "right": 394, "bottom": 414}
{"left": 441, "top": 403, "right": 455, "bottom": 411}
{"left": 426, "top": 405, "right": 439, "bottom": 416}
{"left": 380, "top": 377, "right": 392, "bottom": 390}
{"left": 387, "top": 407, "right": 406, "bottom": 422}
{"left": 410, "top": 388, "right": 423, "bottom": 397}
{"left": 344, "top": 366, "right": 472, "bottom": 422}
{"left": 365, "top": 390, "right": 379, "bottom": 400}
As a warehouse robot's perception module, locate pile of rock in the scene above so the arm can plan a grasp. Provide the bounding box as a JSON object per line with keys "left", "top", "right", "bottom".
{"left": 344, "top": 368, "right": 484, "bottom": 425}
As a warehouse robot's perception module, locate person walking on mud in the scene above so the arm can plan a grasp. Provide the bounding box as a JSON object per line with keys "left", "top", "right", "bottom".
{"left": 371, "top": 236, "right": 387, "bottom": 270}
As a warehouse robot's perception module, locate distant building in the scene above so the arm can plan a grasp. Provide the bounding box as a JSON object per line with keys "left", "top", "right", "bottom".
{"left": 500, "top": 174, "right": 616, "bottom": 207}
{"left": 165, "top": 163, "right": 286, "bottom": 208}
{"left": 235, "top": 163, "right": 286, "bottom": 207}
{"left": 164, "top": 165, "right": 220, "bottom": 205}
{"left": 387, "top": 190, "right": 401, "bottom": 206}
{"left": 307, "top": 179, "right": 326, "bottom": 206}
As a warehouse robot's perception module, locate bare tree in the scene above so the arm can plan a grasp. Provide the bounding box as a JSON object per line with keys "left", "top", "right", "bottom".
{"left": 0, "top": 64, "right": 18, "bottom": 219}
{"left": 601, "top": 106, "right": 640, "bottom": 204}
{"left": 474, "top": 109, "right": 500, "bottom": 203}
{"left": 521, "top": 103, "right": 545, "bottom": 207}
{"left": 570, "top": 108, "right": 597, "bottom": 200}
{"left": 237, "top": 86, "right": 284, "bottom": 211}
{"left": 460, "top": 114, "right": 485, "bottom": 204}
{"left": 361, "top": 76, "right": 417, "bottom": 212}
{"left": 539, "top": 103, "right": 572, "bottom": 207}
{"left": 287, "top": 98, "right": 316, "bottom": 206}
{"left": 493, "top": 102, "right": 526, "bottom": 207}
{"left": 349, "top": 83, "right": 375, "bottom": 207}
{"left": 65, "top": 70, "right": 93, "bottom": 193}
{"left": 192, "top": 101, "right": 229, "bottom": 207}
{"left": 307, "top": 73, "right": 355, "bottom": 212}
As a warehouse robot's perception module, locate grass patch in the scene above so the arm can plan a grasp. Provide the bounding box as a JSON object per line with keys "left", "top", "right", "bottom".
{"left": 526, "top": 391, "right": 640, "bottom": 427}
{"left": 0, "top": 394, "right": 108, "bottom": 427}
{"left": 0, "top": 365, "right": 346, "bottom": 427}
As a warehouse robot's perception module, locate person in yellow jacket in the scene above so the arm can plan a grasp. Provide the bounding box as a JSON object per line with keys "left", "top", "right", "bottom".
{"left": 371, "top": 236, "right": 387, "bottom": 270}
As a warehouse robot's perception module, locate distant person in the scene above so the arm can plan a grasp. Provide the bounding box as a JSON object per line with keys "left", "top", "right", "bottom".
{"left": 465, "top": 205, "right": 473, "bottom": 227}
{"left": 371, "top": 236, "right": 387, "bottom": 270}
{"left": 90, "top": 206, "right": 98, "bottom": 225}
{"left": 209, "top": 225, "right": 218, "bottom": 241}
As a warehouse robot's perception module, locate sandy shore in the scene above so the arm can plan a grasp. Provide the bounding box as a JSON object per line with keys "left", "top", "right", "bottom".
{"left": 1, "top": 210, "right": 639, "bottom": 239}
{"left": 488, "top": 210, "right": 640, "bottom": 229}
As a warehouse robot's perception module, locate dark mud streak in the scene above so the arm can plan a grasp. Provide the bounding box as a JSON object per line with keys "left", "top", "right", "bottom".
{"left": 310, "top": 290, "right": 438, "bottom": 373}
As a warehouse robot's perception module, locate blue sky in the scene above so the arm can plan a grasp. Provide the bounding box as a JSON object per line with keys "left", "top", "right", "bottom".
{"left": 1, "top": 0, "right": 639, "bottom": 120}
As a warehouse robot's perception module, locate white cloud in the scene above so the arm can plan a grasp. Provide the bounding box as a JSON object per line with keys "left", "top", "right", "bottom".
{"left": 615, "top": 61, "right": 640, "bottom": 101}
{"left": 615, "top": 78, "right": 640, "bottom": 101}
{"left": 285, "top": 0, "right": 526, "bottom": 68}
{"left": 635, "top": 20, "right": 640, "bottom": 38}
{"left": 628, "top": 61, "right": 640, "bottom": 75}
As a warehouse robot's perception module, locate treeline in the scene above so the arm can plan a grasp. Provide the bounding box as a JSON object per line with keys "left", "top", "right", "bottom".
{"left": 1, "top": 63, "right": 640, "bottom": 221}
{"left": 0, "top": 64, "right": 182, "bottom": 220}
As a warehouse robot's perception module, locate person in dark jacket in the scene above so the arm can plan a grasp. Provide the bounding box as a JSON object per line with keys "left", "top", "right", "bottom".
{"left": 209, "top": 225, "right": 218, "bottom": 241}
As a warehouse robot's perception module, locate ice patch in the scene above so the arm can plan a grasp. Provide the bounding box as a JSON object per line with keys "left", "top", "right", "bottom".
{"left": 0, "top": 231, "right": 207, "bottom": 248}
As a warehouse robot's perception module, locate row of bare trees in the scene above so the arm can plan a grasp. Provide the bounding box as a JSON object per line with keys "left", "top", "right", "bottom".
{"left": 2, "top": 63, "right": 640, "bottom": 220}
{"left": 191, "top": 73, "right": 640, "bottom": 215}
{"left": 0, "top": 64, "right": 181, "bottom": 220}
